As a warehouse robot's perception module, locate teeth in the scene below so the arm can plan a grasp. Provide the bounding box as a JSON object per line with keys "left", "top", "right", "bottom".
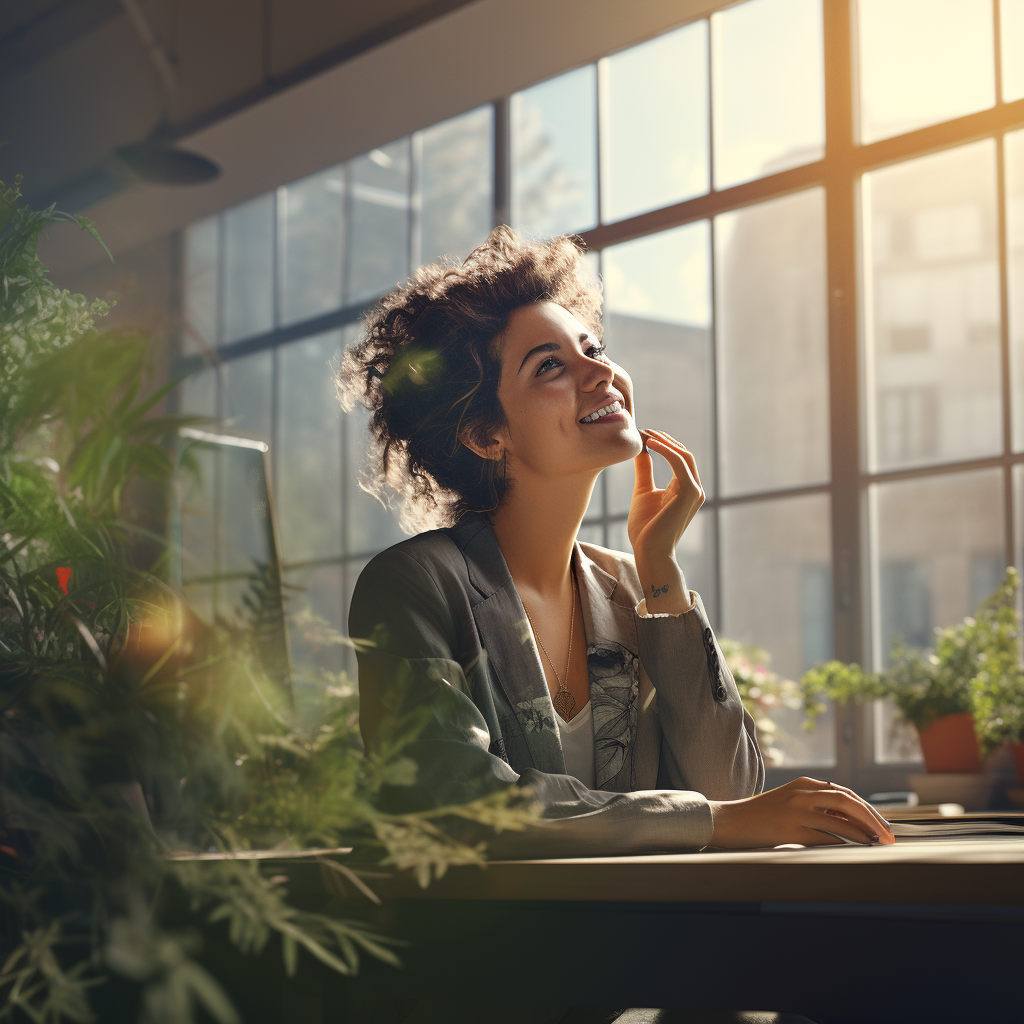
{"left": 580, "top": 401, "right": 622, "bottom": 424}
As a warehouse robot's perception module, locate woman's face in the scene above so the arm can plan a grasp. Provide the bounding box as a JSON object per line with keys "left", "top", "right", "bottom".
{"left": 488, "top": 301, "right": 643, "bottom": 480}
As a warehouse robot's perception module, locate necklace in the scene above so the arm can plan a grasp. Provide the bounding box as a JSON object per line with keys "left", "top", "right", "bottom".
{"left": 522, "top": 572, "right": 577, "bottom": 720}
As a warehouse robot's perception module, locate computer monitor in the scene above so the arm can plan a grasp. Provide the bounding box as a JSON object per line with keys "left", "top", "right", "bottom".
{"left": 169, "top": 427, "right": 292, "bottom": 694}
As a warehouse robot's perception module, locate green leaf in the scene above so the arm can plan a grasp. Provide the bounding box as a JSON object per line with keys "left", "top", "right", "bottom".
{"left": 281, "top": 933, "right": 298, "bottom": 978}
{"left": 73, "top": 215, "right": 112, "bottom": 262}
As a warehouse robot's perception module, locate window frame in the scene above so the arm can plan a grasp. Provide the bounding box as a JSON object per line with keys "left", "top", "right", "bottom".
{"left": 172, "top": 0, "right": 1024, "bottom": 791}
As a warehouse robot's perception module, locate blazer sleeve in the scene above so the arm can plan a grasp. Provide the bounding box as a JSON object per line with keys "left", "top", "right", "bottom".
{"left": 350, "top": 547, "right": 715, "bottom": 857}
{"left": 634, "top": 592, "right": 765, "bottom": 801}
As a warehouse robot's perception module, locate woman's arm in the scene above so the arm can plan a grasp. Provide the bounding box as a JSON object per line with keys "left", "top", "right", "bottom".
{"left": 624, "top": 431, "right": 894, "bottom": 846}
{"left": 627, "top": 430, "right": 762, "bottom": 799}
{"left": 633, "top": 589, "right": 764, "bottom": 799}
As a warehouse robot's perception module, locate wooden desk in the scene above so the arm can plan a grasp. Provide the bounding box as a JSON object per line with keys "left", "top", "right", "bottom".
{"left": 300, "top": 841, "right": 1024, "bottom": 1024}
{"left": 323, "top": 838, "right": 1024, "bottom": 906}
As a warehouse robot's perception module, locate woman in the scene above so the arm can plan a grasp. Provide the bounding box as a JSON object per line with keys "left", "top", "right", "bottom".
{"left": 340, "top": 226, "right": 893, "bottom": 856}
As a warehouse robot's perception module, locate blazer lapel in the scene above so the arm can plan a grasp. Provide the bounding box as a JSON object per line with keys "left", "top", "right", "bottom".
{"left": 450, "top": 515, "right": 564, "bottom": 774}
{"left": 574, "top": 542, "right": 645, "bottom": 790}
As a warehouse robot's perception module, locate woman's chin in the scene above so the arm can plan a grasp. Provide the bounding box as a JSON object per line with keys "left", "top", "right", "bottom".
{"left": 589, "top": 426, "right": 644, "bottom": 466}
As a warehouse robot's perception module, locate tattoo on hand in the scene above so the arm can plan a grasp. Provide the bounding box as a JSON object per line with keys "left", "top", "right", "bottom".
{"left": 651, "top": 582, "right": 670, "bottom": 598}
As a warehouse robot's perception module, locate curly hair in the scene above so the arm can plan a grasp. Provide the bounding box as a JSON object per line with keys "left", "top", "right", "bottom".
{"left": 335, "top": 225, "right": 603, "bottom": 533}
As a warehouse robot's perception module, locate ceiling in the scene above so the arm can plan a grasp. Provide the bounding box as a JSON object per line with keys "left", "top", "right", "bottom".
{"left": 0, "top": 0, "right": 476, "bottom": 208}
{"left": 0, "top": 0, "right": 121, "bottom": 75}
{"left": 11, "top": 0, "right": 716, "bottom": 277}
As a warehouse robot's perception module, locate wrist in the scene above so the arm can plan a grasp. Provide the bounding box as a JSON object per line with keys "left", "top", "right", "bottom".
{"left": 708, "top": 799, "right": 737, "bottom": 848}
{"left": 634, "top": 555, "right": 689, "bottom": 615}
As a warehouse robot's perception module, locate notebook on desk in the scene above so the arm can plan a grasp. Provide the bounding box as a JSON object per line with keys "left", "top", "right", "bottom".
{"left": 888, "top": 817, "right": 1024, "bottom": 839}
{"left": 810, "top": 813, "right": 1024, "bottom": 844}
{"left": 885, "top": 810, "right": 1024, "bottom": 839}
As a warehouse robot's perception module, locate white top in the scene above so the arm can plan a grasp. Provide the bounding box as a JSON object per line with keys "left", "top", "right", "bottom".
{"left": 532, "top": 578, "right": 695, "bottom": 792}
{"left": 554, "top": 699, "right": 596, "bottom": 789}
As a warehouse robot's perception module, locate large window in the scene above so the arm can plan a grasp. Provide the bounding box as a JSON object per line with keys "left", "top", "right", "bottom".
{"left": 175, "top": 0, "right": 1024, "bottom": 788}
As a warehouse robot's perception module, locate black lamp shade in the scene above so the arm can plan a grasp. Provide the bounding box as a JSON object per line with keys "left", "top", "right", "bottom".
{"left": 114, "top": 142, "right": 220, "bottom": 184}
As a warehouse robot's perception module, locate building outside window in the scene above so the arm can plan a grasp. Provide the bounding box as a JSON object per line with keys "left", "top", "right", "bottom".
{"left": 174, "top": 0, "right": 1024, "bottom": 791}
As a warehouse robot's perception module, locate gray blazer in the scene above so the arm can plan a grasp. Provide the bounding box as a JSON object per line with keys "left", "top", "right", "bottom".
{"left": 349, "top": 511, "right": 764, "bottom": 858}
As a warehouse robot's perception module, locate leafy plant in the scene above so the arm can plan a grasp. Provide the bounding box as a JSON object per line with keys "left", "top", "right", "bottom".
{"left": 966, "top": 568, "right": 1024, "bottom": 753}
{"left": 0, "top": 178, "right": 535, "bottom": 1024}
{"left": 800, "top": 568, "right": 1021, "bottom": 746}
{"left": 718, "top": 638, "right": 803, "bottom": 767}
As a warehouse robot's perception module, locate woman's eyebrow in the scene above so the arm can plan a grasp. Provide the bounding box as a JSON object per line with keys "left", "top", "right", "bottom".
{"left": 518, "top": 342, "right": 559, "bottom": 374}
{"left": 517, "top": 333, "right": 592, "bottom": 375}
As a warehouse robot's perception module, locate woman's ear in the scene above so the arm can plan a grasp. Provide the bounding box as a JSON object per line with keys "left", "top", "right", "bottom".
{"left": 459, "top": 424, "right": 504, "bottom": 462}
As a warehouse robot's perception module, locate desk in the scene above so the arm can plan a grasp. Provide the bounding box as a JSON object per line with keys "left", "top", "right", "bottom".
{"left": 300, "top": 841, "right": 1024, "bottom": 1024}
{"left": 325, "top": 838, "right": 1024, "bottom": 905}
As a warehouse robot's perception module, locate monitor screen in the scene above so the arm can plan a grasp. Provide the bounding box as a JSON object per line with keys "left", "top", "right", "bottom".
{"left": 170, "top": 427, "right": 291, "bottom": 692}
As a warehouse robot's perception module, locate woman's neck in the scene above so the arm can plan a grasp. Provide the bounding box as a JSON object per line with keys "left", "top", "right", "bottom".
{"left": 488, "top": 471, "right": 598, "bottom": 598}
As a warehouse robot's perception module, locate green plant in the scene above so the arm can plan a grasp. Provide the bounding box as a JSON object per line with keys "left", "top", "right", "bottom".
{"left": 967, "top": 568, "right": 1024, "bottom": 754}
{"left": 0, "top": 178, "right": 535, "bottom": 1024}
{"left": 800, "top": 568, "right": 1021, "bottom": 746}
{"left": 718, "top": 638, "right": 803, "bottom": 767}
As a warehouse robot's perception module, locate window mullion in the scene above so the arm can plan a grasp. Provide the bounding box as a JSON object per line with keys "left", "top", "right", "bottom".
{"left": 996, "top": 131, "right": 1015, "bottom": 570}
{"left": 493, "top": 98, "right": 511, "bottom": 229}
{"left": 708, "top": 215, "right": 723, "bottom": 631}
{"left": 823, "top": 0, "right": 862, "bottom": 787}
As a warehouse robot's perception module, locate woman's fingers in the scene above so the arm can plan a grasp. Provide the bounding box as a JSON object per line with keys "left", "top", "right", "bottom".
{"left": 804, "top": 790, "right": 889, "bottom": 844}
{"left": 633, "top": 435, "right": 656, "bottom": 495}
{"left": 645, "top": 427, "right": 687, "bottom": 452}
{"left": 644, "top": 434, "right": 700, "bottom": 493}
{"left": 800, "top": 822, "right": 874, "bottom": 846}
{"left": 823, "top": 781, "right": 895, "bottom": 838}
{"left": 645, "top": 430, "right": 703, "bottom": 493}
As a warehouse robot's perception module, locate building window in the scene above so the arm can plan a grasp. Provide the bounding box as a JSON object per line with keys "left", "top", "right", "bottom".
{"left": 175, "top": 0, "right": 1024, "bottom": 788}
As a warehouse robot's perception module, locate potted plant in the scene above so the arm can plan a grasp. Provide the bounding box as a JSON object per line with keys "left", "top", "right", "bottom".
{"left": 968, "top": 569, "right": 1024, "bottom": 781}
{"left": 800, "top": 568, "right": 1020, "bottom": 775}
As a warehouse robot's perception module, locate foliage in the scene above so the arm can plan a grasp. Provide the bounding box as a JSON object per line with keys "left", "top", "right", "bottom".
{"left": 1, "top": 175, "right": 108, "bottom": 454}
{"left": 0, "top": 178, "right": 536, "bottom": 1024}
{"left": 718, "top": 638, "right": 803, "bottom": 767}
{"left": 800, "top": 568, "right": 1022, "bottom": 747}
{"left": 965, "top": 568, "right": 1024, "bottom": 752}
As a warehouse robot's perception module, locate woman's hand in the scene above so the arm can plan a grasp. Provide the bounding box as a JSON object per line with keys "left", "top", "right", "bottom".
{"left": 708, "top": 777, "right": 897, "bottom": 849}
{"left": 628, "top": 430, "right": 705, "bottom": 614}
{"left": 627, "top": 429, "right": 705, "bottom": 564}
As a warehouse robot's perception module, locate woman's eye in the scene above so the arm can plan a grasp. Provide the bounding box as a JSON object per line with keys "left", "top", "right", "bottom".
{"left": 588, "top": 345, "right": 607, "bottom": 359}
{"left": 536, "top": 357, "right": 559, "bottom": 375}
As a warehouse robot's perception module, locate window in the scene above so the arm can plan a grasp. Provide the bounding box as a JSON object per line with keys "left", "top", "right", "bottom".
{"left": 857, "top": 0, "right": 995, "bottom": 143}
{"left": 175, "top": 0, "right": 1024, "bottom": 788}
{"left": 512, "top": 66, "right": 598, "bottom": 238}
{"left": 864, "top": 142, "right": 1002, "bottom": 473}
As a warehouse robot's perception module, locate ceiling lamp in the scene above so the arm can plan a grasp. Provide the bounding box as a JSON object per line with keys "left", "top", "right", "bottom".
{"left": 113, "top": 138, "right": 219, "bottom": 185}
{"left": 114, "top": 0, "right": 220, "bottom": 185}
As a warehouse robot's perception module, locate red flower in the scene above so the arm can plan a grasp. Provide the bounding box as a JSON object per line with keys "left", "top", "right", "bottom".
{"left": 55, "top": 567, "right": 71, "bottom": 595}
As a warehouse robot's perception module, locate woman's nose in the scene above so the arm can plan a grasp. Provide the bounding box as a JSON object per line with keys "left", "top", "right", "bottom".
{"left": 580, "top": 352, "right": 613, "bottom": 390}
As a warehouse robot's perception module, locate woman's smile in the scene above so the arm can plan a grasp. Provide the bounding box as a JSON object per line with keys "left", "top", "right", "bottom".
{"left": 579, "top": 399, "right": 626, "bottom": 425}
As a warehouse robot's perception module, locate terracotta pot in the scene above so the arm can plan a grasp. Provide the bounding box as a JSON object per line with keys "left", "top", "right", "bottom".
{"left": 915, "top": 712, "right": 983, "bottom": 773}
{"left": 1010, "top": 742, "right": 1024, "bottom": 783}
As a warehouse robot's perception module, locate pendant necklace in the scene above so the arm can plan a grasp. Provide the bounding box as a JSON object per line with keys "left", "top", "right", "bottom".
{"left": 522, "top": 571, "right": 577, "bottom": 720}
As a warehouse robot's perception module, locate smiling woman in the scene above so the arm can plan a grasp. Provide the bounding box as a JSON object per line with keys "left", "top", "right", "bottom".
{"left": 336, "top": 226, "right": 893, "bottom": 871}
